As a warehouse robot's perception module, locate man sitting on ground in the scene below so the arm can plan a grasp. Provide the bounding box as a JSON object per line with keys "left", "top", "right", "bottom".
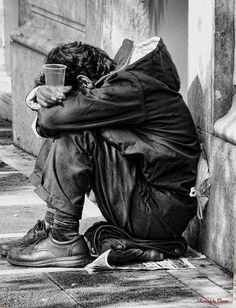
{"left": 1, "top": 38, "right": 200, "bottom": 267}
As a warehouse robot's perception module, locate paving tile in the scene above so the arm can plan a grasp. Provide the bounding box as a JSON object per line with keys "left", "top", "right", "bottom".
{"left": 0, "top": 264, "right": 85, "bottom": 276}
{"left": 102, "top": 301, "right": 216, "bottom": 308}
{"left": 168, "top": 269, "right": 233, "bottom": 306}
{"left": 189, "top": 257, "right": 233, "bottom": 293}
{"left": 0, "top": 273, "right": 79, "bottom": 308}
{"left": 47, "top": 270, "right": 212, "bottom": 308}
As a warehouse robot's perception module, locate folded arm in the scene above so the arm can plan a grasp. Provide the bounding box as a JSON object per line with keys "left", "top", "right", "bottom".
{"left": 36, "top": 71, "right": 145, "bottom": 138}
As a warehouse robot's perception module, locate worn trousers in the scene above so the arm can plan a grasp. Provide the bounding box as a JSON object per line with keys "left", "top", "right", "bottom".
{"left": 29, "top": 130, "right": 173, "bottom": 240}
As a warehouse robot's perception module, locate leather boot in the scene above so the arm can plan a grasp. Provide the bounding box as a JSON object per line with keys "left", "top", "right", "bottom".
{"left": 7, "top": 233, "right": 93, "bottom": 268}
{"left": 0, "top": 220, "right": 50, "bottom": 257}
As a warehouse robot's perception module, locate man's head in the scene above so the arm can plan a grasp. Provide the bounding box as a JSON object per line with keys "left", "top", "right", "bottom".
{"left": 35, "top": 41, "right": 116, "bottom": 90}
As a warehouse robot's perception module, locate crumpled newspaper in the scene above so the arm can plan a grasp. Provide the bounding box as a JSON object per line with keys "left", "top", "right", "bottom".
{"left": 195, "top": 145, "right": 211, "bottom": 219}
{"left": 84, "top": 249, "right": 196, "bottom": 273}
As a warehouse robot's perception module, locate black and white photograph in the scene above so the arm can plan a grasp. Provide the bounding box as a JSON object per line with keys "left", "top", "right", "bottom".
{"left": 0, "top": 0, "right": 235, "bottom": 307}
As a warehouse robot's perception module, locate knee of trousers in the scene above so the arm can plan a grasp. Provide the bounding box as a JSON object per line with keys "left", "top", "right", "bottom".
{"left": 53, "top": 130, "right": 97, "bottom": 159}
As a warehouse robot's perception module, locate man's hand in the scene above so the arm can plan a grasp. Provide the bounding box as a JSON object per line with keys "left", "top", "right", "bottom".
{"left": 36, "top": 85, "right": 72, "bottom": 108}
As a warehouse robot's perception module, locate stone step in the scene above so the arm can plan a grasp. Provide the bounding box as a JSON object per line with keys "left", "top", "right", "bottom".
{"left": 0, "top": 118, "right": 13, "bottom": 145}
{"left": 0, "top": 117, "right": 12, "bottom": 129}
{"left": 0, "top": 128, "right": 12, "bottom": 136}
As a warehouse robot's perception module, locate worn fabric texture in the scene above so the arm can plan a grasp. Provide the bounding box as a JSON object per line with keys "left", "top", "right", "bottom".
{"left": 84, "top": 222, "right": 187, "bottom": 259}
{"left": 30, "top": 38, "right": 200, "bottom": 239}
{"left": 29, "top": 131, "right": 174, "bottom": 240}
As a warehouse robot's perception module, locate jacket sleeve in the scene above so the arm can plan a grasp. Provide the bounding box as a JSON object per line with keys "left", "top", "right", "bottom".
{"left": 36, "top": 71, "right": 145, "bottom": 138}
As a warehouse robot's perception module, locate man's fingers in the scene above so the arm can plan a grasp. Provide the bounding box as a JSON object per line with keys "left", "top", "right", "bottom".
{"left": 54, "top": 93, "right": 65, "bottom": 101}
{"left": 36, "top": 85, "right": 63, "bottom": 101}
{"left": 37, "top": 86, "right": 54, "bottom": 98}
{"left": 56, "top": 86, "right": 72, "bottom": 94}
{"left": 36, "top": 92, "right": 55, "bottom": 106}
{"left": 35, "top": 85, "right": 72, "bottom": 108}
{"left": 50, "top": 96, "right": 58, "bottom": 102}
{"left": 36, "top": 98, "right": 52, "bottom": 108}
{"left": 53, "top": 86, "right": 72, "bottom": 100}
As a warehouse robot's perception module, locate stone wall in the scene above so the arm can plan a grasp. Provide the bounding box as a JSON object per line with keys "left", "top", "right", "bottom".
{"left": 101, "top": 0, "right": 149, "bottom": 57}
{"left": 149, "top": 0, "right": 188, "bottom": 102}
{"left": 11, "top": 0, "right": 149, "bottom": 155}
{"left": 11, "top": 0, "right": 102, "bottom": 154}
{"left": 0, "top": 0, "right": 18, "bottom": 121}
{"left": 185, "top": 0, "right": 235, "bottom": 272}
{"left": 214, "top": 0, "right": 235, "bottom": 120}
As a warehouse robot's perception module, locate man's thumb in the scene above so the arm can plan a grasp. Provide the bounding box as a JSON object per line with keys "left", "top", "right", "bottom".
{"left": 63, "top": 86, "right": 72, "bottom": 93}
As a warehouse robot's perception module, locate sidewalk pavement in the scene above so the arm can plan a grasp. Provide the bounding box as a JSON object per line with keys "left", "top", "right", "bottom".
{"left": 0, "top": 118, "right": 234, "bottom": 308}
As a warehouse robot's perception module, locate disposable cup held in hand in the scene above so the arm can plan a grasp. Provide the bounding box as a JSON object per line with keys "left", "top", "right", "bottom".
{"left": 43, "top": 64, "right": 67, "bottom": 87}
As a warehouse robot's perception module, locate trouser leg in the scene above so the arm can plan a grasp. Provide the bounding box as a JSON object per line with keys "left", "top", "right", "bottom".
{"left": 30, "top": 132, "right": 94, "bottom": 218}
{"left": 30, "top": 130, "right": 172, "bottom": 240}
{"left": 29, "top": 139, "right": 56, "bottom": 225}
{"left": 29, "top": 139, "right": 53, "bottom": 187}
{"left": 92, "top": 133, "right": 173, "bottom": 240}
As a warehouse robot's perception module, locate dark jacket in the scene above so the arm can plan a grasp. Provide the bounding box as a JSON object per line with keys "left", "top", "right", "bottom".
{"left": 37, "top": 39, "right": 200, "bottom": 236}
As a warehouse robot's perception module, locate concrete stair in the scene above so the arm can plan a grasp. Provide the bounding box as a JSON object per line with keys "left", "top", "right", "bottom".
{"left": 0, "top": 117, "right": 12, "bottom": 145}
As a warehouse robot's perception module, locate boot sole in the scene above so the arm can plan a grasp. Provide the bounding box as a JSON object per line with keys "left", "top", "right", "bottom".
{"left": 7, "top": 255, "right": 94, "bottom": 268}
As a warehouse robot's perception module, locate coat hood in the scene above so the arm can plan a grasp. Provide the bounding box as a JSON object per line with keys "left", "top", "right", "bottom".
{"left": 127, "top": 37, "right": 181, "bottom": 91}
{"left": 111, "top": 37, "right": 181, "bottom": 92}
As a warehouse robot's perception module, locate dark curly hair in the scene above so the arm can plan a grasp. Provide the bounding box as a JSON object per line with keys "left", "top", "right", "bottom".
{"left": 35, "top": 41, "right": 116, "bottom": 90}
